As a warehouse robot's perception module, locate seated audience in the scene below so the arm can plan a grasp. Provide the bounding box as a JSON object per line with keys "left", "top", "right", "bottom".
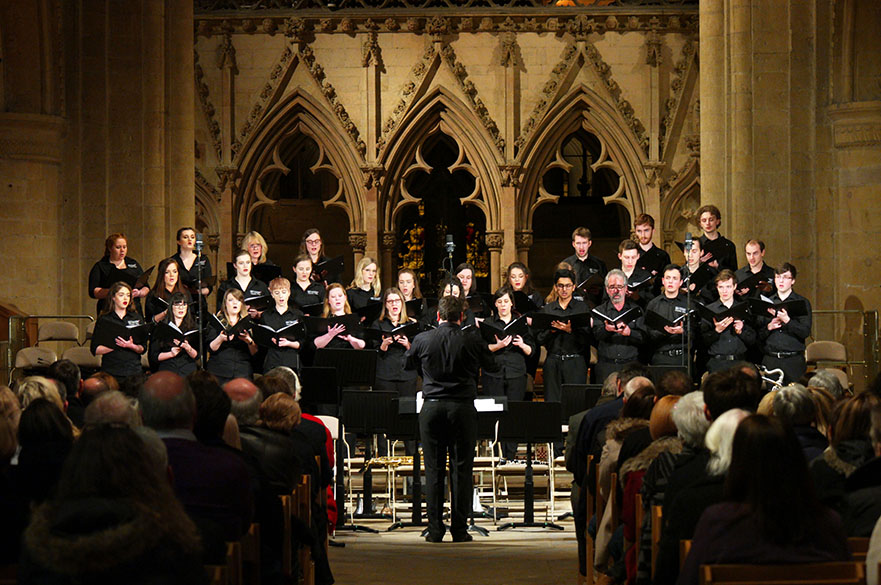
{"left": 678, "top": 414, "right": 850, "bottom": 585}
{"left": 82, "top": 390, "right": 141, "bottom": 427}
{"left": 18, "top": 425, "right": 204, "bottom": 584}
{"left": 772, "top": 383, "right": 828, "bottom": 463}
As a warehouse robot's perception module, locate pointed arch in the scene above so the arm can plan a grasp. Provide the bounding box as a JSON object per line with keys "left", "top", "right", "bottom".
{"left": 378, "top": 86, "right": 505, "bottom": 234}
{"left": 234, "top": 89, "right": 366, "bottom": 234}
{"left": 516, "top": 84, "right": 649, "bottom": 232}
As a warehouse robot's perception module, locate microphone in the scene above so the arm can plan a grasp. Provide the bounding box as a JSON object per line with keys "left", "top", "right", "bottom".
{"left": 684, "top": 231, "right": 693, "bottom": 253}
{"left": 195, "top": 233, "right": 204, "bottom": 253}
{"left": 445, "top": 234, "right": 455, "bottom": 255}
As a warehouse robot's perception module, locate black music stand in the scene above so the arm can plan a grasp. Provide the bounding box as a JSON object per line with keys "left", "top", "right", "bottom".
{"left": 497, "top": 401, "right": 564, "bottom": 531}
{"left": 341, "top": 389, "right": 398, "bottom": 523}
{"left": 467, "top": 398, "right": 510, "bottom": 535}
{"left": 561, "top": 384, "right": 603, "bottom": 423}
{"left": 386, "top": 397, "right": 424, "bottom": 531}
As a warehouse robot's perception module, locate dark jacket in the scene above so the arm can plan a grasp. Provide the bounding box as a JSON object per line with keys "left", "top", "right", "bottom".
{"left": 842, "top": 456, "right": 881, "bottom": 537}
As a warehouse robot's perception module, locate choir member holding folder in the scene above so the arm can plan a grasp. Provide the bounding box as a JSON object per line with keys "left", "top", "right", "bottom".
{"left": 291, "top": 255, "right": 325, "bottom": 316}
{"left": 480, "top": 286, "right": 535, "bottom": 461}
{"left": 207, "top": 289, "right": 257, "bottom": 385}
{"left": 148, "top": 292, "right": 199, "bottom": 376}
{"left": 256, "top": 278, "right": 305, "bottom": 372}
{"left": 644, "top": 265, "right": 694, "bottom": 367}
{"left": 534, "top": 268, "right": 592, "bottom": 403}
{"left": 753, "top": 263, "right": 812, "bottom": 383}
{"left": 397, "top": 268, "right": 426, "bottom": 322}
{"left": 90, "top": 282, "right": 148, "bottom": 383}
{"left": 505, "top": 262, "right": 544, "bottom": 315}
{"left": 171, "top": 227, "right": 213, "bottom": 316}
{"left": 88, "top": 233, "right": 151, "bottom": 316}
{"left": 369, "top": 287, "right": 419, "bottom": 398}
{"left": 311, "top": 284, "right": 365, "bottom": 350}
{"left": 346, "top": 257, "right": 382, "bottom": 314}
{"left": 301, "top": 228, "right": 342, "bottom": 286}
{"left": 144, "top": 258, "right": 189, "bottom": 324}
{"left": 591, "top": 269, "right": 646, "bottom": 382}
{"left": 699, "top": 269, "right": 756, "bottom": 373}
{"left": 216, "top": 249, "right": 271, "bottom": 318}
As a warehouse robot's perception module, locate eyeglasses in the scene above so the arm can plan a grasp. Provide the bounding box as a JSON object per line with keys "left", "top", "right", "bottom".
{"left": 305, "top": 237, "right": 321, "bottom": 244}
{"left": 555, "top": 283, "right": 574, "bottom": 290}
{"left": 386, "top": 298, "right": 402, "bottom": 304}
{"left": 607, "top": 285, "right": 626, "bottom": 291}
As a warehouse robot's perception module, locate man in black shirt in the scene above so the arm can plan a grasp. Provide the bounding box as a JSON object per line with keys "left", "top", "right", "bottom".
{"left": 405, "top": 296, "right": 497, "bottom": 543}
{"left": 700, "top": 269, "right": 756, "bottom": 372}
{"left": 755, "top": 263, "right": 812, "bottom": 384}
{"left": 563, "top": 227, "right": 607, "bottom": 306}
{"left": 645, "top": 265, "right": 693, "bottom": 367}
{"left": 735, "top": 239, "right": 776, "bottom": 298}
{"left": 697, "top": 204, "right": 738, "bottom": 272}
{"left": 618, "top": 239, "right": 655, "bottom": 309}
{"left": 591, "top": 269, "right": 647, "bottom": 382}
{"left": 536, "top": 269, "right": 592, "bottom": 403}
{"left": 635, "top": 213, "right": 671, "bottom": 294}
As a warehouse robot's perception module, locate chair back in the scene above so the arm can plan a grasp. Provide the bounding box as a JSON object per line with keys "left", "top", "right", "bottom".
{"left": 62, "top": 346, "right": 102, "bottom": 370}
{"left": 14, "top": 347, "right": 57, "bottom": 369}
{"left": 805, "top": 341, "right": 847, "bottom": 364}
{"left": 38, "top": 321, "right": 81, "bottom": 343}
{"left": 316, "top": 414, "right": 340, "bottom": 440}
{"left": 698, "top": 561, "right": 866, "bottom": 585}
{"left": 651, "top": 505, "right": 663, "bottom": 578}
{"left": 847, "top": 536, "right": 869, "bottom": 562}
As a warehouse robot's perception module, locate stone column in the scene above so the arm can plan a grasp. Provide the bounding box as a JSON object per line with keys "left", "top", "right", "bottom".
{"left": 349, "top": 233, "right": 367, "bottom": 268}
{"left": 698, "top": 0, "right": 726, "bottom": 212}
{"left": 515, "top": 230, "right": 533, "bottom": 265}
{"left": 486, "top": 231, "right": 504, "bottom": 291}
{"left": 381, "top": 231, "right": 397, "bottom": 286}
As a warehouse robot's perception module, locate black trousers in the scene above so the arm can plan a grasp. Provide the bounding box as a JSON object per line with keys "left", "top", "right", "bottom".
{"left": 762, "top": 353, "right": 806, "bottom": 385}
{"left": 419, "top": 399, "right": 477, "bottom": 539}
{"left": 543, "top": 355, "right": 587, "bottom": 403}
{"left": 482, "top": 374, "right": 527, "bottom": 459}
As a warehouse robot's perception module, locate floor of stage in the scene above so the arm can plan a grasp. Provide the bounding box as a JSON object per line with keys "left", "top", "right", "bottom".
{"left": 328, "top": 492, "right": 578, "bottom": 584}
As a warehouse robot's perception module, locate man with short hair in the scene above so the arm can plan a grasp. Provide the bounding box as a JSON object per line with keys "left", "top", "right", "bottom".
{"left": 46, "top": 359, "right": 82, "bottom": 426}
{"left": 83, "top": 390, "right": 141, "bottom": 427}
{"left": 563, "top": 227, "right": 607, "bottom": 306}
{"left": 645, "top": 264, "right": 693, "bottom": 367}
{"left": 755, "top": 262, "right": 812, "bottom": 384}
{"left": 405, "top": 295, "right": 497, "bottom": 543}
{"left": 617, "top": 239, "right": 655, "bottom": 308}
{"left": 697, "top": 204, "right": 737, "bottom": 271}
{"left": 634, "top": 214, "right": 671, "bottom": 293}
{"left": 735, "top": 239, "right": 776, "bottom": 297}
{"left": 591, "top": 270, "right": 646, "bottom": 383}
{"left": 700, "top": 270, "right": 756, "bottom": 373}
{"left": 223, "top": 378, "right": 263, "bottom": 426}
{"left": 139, "top": 371, "right": 253, "bottom": 553}
{"left": 536, "top": 269, "right": 592, "bottom": 404}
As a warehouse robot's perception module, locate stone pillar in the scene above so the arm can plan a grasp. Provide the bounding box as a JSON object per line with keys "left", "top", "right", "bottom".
{"left": 698, "top": 0, "right": 726, "bottom": 212}
{"left": 166, "top": 0, "right": 196, "bottom": 247}
{"left": 381, "top": 231, "right": 397, "bottom": 285}
{"left": 515, "top": 230, "right": 533, "bottom": 265}
{"left": 486, "top": 231, "right": 504, "bottom": 291}
{"left": 349, "top": 233, "right": 367, "bottom": 268}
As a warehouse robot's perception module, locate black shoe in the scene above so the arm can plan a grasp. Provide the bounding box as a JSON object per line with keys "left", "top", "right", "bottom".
{"left": 424, "top": 533, "right": 444, "bottom": 543}
{"left": 452, "top": 533, "right": 473, "bottom": 543}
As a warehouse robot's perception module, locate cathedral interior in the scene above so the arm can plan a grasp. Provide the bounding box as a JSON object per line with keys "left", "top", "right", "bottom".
{"left": 0, "top": 0, "right": 879, "bottom": 387}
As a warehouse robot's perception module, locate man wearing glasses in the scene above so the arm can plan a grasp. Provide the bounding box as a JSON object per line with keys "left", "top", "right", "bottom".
{"left": 591, "top": 270, "right": 646, "bottom": 383}
{"left": 535, "top": 269, "right": 592, "bottom": 404}
{"left": 754, "top": 263, "right": 812, "bottom": 384}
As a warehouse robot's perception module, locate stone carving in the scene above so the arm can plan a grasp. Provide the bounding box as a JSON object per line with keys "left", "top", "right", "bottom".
{"left": 261, "top": 19, "right": 277, "bottom": 35}
{"left": 348, "top": 233, "right": 368, "bottom": 251}
{"left": 362, "top": 165, "right": 384, "bottom": 189}
{"left": 645, "top": 29, "right": 663, "bottom": 67}
{"left": 382, "top": 231, "right": 397, "bottom": 249}
{"left": 566, "top": 15, "right": 596, "bottom": 40}
{"left": 283, "top": 17, "right": 308, "bottom": 40}
{"left": 499, "top": 32, "right": 519, "bottom": 67}
{"left": 426, "top": 16, "right": 451, "bottom": 38}
{"left": 194, "top": 49, "right": 222, "bottom": 161}
{"left": 217, "top": 33, "right": 237, "bottom": 71}
{"left": 215, "top": 165, "right": 240, "bottom": 196}
{"left": 485, "top": 231, "right": 504, "bottom": 250}
{"left": 515, "top": 231, "right": 533, "bottom": 249}
{"left": 660, "top": 40, "right": 697, "bottom": 153}
{"left": 361, "top": 32, "right": 382, "bottom": 67}
{"left": 195, "top": 168, "right": 222, "bottom": 203}
{"left": 500, "top": 165, "right": 521, "bottom": 187}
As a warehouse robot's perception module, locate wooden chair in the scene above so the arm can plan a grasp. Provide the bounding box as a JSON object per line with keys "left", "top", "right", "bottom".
{"left": 225, "top": 541, "right": 243, "bottom": 585}
{"left": 582, "top": 454, "right": 595, "bottom": 585}
{"left": 847, "top": 536, "right": 869, "bottom": 562}
{"left": 240, "top": 523, "right": 261, "bottom": 585}
{"left": 295, "top": 474, "right": 315, "bottom": 585}
{"left": 205, "top": 564, "right": 228, "bottom": 585}
{"left": 609, "top": 471, "right": 620, "bottom": 532}
{"left": 634, "top": 492, "right": 644, "bottom": 565}
{"left": 651, "top": 505, "right": 663, "bottom": 579}
{"left": 680, "top": 539, "right": 692, "bottom": 570}
{"left": 698, "top": 561, "right": 866, "bottom": 585}
{"left": 279, "top": 494, "right": 293, "bottom": 578}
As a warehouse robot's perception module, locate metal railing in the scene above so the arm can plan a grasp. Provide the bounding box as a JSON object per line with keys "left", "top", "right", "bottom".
{"left": 811, "top": 309, "right": 879, "bottom": 392}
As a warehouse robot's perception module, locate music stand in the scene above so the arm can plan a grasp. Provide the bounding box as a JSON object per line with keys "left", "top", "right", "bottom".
{"left": 341, "top": 389, "right": 398, "bottom": 523}
{"left": 561, "top": 384, "right": 603, "bottom": 422}
{"left": 497, "top": 401, "right": 564, "bottom": 531}
{"left": 468, "top": 397, "right": 510, "bottom": 535}
{"left": 386, "top": 397, "right": 424, "bottom": 531}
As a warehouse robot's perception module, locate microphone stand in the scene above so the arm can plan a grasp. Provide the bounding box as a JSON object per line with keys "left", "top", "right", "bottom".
{"left": 683, "top": 243, "right": 693, "bottom": 380}
{"left": 196, "top": 236, "right": 205, "bottom": 370}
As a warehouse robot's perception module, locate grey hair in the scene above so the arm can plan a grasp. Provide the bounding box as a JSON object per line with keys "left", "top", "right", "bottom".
{"left": 138, "top": 384, "right": 196, "bottom": 431}
{"left": 604, "top": 269, "right": 628, "bottom": 288}
{"left": 602, "top": 372, "right": 619, "bottom": 397}
{"left": 705, "top": 408, "right": 750, "bottom": 476}
{"left": 229, "top": 390, "right": 263, "bottom": 426}
{"left": 84, "top": 390, "right": 141, "bottom": 428}
{"left": 672, "top": 391, "right": 710, "bottom": 448}
{"left": 773, "top": 384, "right": 816, "bottom": 426}
{"left": 808, "top": 370, "right": 845, "bottom": 401}
{"left": 135, "top": 426, "right": 168, "bottom": 473}
{"left": 264, "top": 366, "right": 302, "bottom": 402}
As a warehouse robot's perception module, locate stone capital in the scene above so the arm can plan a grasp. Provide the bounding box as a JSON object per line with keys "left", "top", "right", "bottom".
{"left": 349, "top": 232, "right": 368, "bottom": 252}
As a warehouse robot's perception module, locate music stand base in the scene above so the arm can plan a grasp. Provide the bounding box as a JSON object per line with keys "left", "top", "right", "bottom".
{"left": 336, "top": 523, "right": 379, "bottom": 534}
{"left": 497, "top": 521, "right": 565, "bottom": 531}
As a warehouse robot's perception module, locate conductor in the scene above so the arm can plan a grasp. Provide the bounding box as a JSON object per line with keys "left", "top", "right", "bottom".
{"left": 405, "top": 295, "right": 498, "bottom": 543}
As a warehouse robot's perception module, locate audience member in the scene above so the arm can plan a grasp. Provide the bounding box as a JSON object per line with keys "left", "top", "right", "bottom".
{"left": 18, "top": 425, "right": 204, "bottom": 584}
{"left": 82, "top": 390, "right": 141, "bottom": 428}
{"left": 809, "top": 369, "right": 848, "bottom": 401}
{"left": 139, "top": 371, "right": 252, "bottom": 561}
{"left": 656, "top": 369, "right": 693, "bottom": 398}
{"left": 655, "top": 408, "right": 749, "bottom": 585}
{"left": 224, "top": 378, "right": 263, "bottom": 426}
{"left": 16, "top": 376, "right": 64, "bottom": 411}
{"left": 773, "top": 383, "right": 828, "bottom": 462}
{"left": 46, "top": 359, "right": 82, "bottom": 427}
{"left": 678, "top": 415, "right": 850, "bottom": 585}
{"left": 837, "top": 404, "right": 881, "bottom": 536}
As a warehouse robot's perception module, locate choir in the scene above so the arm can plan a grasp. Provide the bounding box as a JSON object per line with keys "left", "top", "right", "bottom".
{"left": 88, "top": 216, "right": 812, "bottom": 398}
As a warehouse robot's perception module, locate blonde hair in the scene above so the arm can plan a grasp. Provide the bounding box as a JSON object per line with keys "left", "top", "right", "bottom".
{"left": 17, "top": 376, "right": 64, "bottom": 410}
{"left": 220, "top": 288, "right": 249, "bottom": 322}
{"left": 241, "top": 231, "right": 268, "bottom": 264}
{"left": 0, "top": 386, "right": 21, "bottom": 433}
{"left": 350, "top": 256, "right": 381, "bottom": 297}
{"left": 323, "top": 283, "right": 352, "bottom": 318}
